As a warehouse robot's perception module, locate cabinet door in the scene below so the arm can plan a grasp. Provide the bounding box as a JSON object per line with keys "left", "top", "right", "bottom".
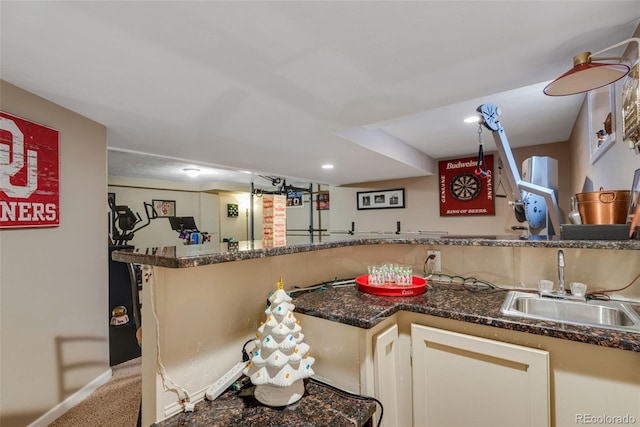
{"left": 411, "top": 324, "right": 549, "bottom": 427}
{"left": 373, "top": 324, "right": 400, "bottom": 427}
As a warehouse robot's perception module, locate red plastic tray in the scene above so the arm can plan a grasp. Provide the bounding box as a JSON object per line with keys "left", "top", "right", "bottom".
{"left": 355, "top": 275, "right": 427, "bottom": 297}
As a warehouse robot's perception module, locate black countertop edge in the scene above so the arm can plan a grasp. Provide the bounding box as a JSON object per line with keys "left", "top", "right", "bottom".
{"left": 112, "top": 237, "right": 640, "bottom": 268}
{"left": 291, "top": 286, "right": 640, "bottom": 353}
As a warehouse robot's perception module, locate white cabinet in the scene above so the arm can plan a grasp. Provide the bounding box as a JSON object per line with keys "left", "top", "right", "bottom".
{"left": 297, "top": 311, "right": 638, "bottom": 427}
{"left": 373, "top": 323, "right": 400, "bottom": 427}
{"left": 411, "top": 324, "right": 550, "bottom": 427}
{"left": 296, "top": 313, "right": 402, "bottom": 427}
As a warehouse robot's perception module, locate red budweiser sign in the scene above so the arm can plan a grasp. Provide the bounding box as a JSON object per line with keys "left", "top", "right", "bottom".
{"left": 439, "top": 155, "right": 495, "bottom": 217}
{"left": 1, "top": 112, "right": 60, "bottom": 228}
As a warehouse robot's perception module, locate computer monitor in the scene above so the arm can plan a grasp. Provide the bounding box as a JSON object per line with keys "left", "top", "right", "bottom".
{"left": 168, "top": 216, "right": 198, "bottom": 232}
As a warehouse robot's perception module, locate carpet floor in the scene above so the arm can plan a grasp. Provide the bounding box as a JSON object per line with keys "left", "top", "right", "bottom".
{"left": 49, "top": 357, "right": 141, "bottom": 427}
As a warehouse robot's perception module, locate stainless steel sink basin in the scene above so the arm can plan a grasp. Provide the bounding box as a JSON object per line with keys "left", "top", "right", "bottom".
{"left": 501, "top": 291, "right": 640, "bottom": 332}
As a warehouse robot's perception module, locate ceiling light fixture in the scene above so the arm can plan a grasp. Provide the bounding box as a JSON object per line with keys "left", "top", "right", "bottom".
{"left": 543, "top": 37, "right": 639, "bottom": 96}
{"left": 183, "top": 168, "right": 200, "bottom": 177}
{"left": 321, "top": 164, "right": 334, "bottom": 169}
{"left": 464, "top": 116, "right": 479, "bottom": 123}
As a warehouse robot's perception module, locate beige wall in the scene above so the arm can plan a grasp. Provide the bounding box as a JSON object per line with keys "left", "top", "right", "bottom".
{"left": 0, "top": 81, "right": 109, "bottom": 426}
{"left": 218, "top": 192, "right": 260, "bottom": 242}
{"left": 571, "top": 92, "right": 640, "bottom": 193}
{"left": 329, "top": 141, "right": 572, "bottom": 238}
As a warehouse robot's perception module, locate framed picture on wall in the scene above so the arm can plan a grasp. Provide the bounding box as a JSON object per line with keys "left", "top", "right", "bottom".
{"left": 357, "top": 188, "right": 405, "bottom": 210}
{"left": 621, "top": 61, "right": 639, "bottom": 144}
{"left": 588, "top": 83, "right": 617, "bottom": 164}
{"left": 627, "top": 168, "right": 640, "bottom": 239}
{"left": 152, "top": 199, "right": 176, "bottom": 217}
{"left": 227, "top": 203, "right": 239, "bottom": 217}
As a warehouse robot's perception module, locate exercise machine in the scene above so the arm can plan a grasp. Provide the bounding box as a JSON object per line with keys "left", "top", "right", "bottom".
{"left": 476, "top": 103, "right": 561, "bottom": 236}
{"left": 109, "top": 200, "right": 157, "bottom": 245}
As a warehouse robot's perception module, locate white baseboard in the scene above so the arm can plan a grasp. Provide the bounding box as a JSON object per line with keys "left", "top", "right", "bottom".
{"left": 27, "top": 368, "right": 113, "bottom": 427}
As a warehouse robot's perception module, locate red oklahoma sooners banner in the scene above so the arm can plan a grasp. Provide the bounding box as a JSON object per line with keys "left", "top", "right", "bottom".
{"left": 1, "top": 111, "right": 60, "bottom": 228}
{"left": 439, "top": 155, "right": 494, "bottom": 216}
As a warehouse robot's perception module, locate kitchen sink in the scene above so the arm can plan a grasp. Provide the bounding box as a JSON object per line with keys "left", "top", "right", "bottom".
{"left": 500, "top": 291, "right": 640, "bottom": 332}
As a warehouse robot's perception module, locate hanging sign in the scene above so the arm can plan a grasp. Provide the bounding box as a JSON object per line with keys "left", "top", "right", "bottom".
{"left": 316, "top": 192, "right": 330, "bottom": 210}
{"left": 286, "top": 189, "right": 304, "bottom": 208}
{"left": 439, "top": 155, "right": 494, "bottom": 216}
{"left": 0, "top": 111, "right": 60, "bottom": 228}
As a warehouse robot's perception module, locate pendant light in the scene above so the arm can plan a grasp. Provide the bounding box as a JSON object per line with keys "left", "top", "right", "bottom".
{"left": 543, "top": 38, "right": 639, "bottom": 96}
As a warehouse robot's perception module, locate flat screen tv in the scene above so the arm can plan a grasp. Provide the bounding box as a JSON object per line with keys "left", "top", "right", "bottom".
{"left": 168, "top": 216, "right": 198, "bottom": 231}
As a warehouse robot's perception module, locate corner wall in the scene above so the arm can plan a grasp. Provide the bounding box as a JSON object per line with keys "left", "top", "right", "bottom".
{"left": 0, "top": 81, "right": 109, "bottom": 426}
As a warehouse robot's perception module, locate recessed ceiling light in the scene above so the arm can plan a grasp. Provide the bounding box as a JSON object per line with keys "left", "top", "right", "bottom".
{"left": 183, "top": 168, "right": 200, "bottom": 177}
{"left": 321, "top": 164, "right": 334, "bottom": 169}
{"left": 464, "top": 116, "right": 479, "bottom": 123}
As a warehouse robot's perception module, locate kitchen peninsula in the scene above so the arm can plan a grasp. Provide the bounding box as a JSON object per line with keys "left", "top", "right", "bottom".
{"left": 113, "top": 237, "right": 640, "bottom": 426}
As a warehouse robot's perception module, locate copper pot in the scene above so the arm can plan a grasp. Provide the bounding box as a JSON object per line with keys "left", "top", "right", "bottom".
{"left": 575, "top": 190, "right": 630, "bottom": 224}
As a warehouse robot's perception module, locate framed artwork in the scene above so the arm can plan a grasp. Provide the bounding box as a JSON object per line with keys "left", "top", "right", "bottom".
{"left": 621, "top": 61, "right": 639, "bottom": 145}
{"left": 587, "top": 83, "right": 616, "bottom": 164}
{"left": 316, "top": 192, "right": 330, "bottom": 210}
{"left": 152, "top": 199, "right": 176, "bottom": 217}
{"left": 286, "top": 190, "right": 304, "bottom": 207}
{"left": 1, "top": 111, "right": 60, "bottom": 229}
{"left": 627, "top": 168, "right": 640, "bottom": 238}
{"left": 227, "top": 203, "right": 239, "bottom": 217}
{"left": 357, "top": 188, "right": 405, "bottom": 210}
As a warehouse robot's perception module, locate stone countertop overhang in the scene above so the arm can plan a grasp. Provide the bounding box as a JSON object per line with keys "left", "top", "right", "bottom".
{"left": 291, "top": 283, "right": 640, "bottom": 353}
{"left": 111, "top": 236, "right": 640, "bottom": 268}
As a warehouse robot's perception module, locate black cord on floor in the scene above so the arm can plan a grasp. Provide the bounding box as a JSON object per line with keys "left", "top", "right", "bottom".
{"left": 309, "top": 377, "right": 384, "bottom": 427}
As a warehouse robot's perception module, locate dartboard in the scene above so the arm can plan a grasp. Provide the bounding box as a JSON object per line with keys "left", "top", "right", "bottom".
{"left": 449, "top": 173, "right": 481, "bottom": 201}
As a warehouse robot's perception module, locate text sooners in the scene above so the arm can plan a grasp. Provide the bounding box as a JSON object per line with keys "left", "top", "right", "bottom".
{"left": 1, "top": 201, "right": 58, "bottom": 222}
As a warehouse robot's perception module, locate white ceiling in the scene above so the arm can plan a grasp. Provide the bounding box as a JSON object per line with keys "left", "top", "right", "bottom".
{"left": 2, "top": 1, "right": 639, "bottom": 188}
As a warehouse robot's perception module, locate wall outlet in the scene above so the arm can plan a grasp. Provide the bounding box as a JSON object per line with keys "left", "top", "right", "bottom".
{"left": 427, "top": 250, "right": 441, "bottom": 273}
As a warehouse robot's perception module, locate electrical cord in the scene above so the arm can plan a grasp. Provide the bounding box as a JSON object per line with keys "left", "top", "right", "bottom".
{"left": 309, "top": 377, "right": 384, "bottom": 427}
{"left": 586, "top": 271, "right": 640, "bottom": 299}
{"left": 147, "top": 268, "right": 193, "bottom": 411}
{"left": 423, "top": 254, "right": 436, "bottom": 277}
{"left": 423, "top": 254, "right": 511, "bottom": 293}
{"left": 237, "top": 334, "right": 384, "bottom": 427}
{"left": 426, "top": 274, "right": 503, "bottom": 291}
{"left": 287, "top": 277, "right": 357, "bottom": 296}
{"left": 423, "top": 252, "right": 640, "bottom": 299}
{"left": 241, "top": 338, "right": 254, "bottom": 362}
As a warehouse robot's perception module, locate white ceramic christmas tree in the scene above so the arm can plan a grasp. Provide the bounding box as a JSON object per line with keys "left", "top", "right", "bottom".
{"left": 244, "top": 277, "right": 315, "bottom": 406}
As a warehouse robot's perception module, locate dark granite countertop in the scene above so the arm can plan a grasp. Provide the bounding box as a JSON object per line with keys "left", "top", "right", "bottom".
{"left": 292, "top": 283, "right": 640, "bottom": 353}
{"left": 152, "top": 379, "right": 376, "bottom": 427}
{"left": 111, "top": 236, "right": 640, "bottom": 268}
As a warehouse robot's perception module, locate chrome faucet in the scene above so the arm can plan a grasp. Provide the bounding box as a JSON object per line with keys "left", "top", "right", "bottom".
{"left": 557, "top": 250, "right": 566, "bottom": 296}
